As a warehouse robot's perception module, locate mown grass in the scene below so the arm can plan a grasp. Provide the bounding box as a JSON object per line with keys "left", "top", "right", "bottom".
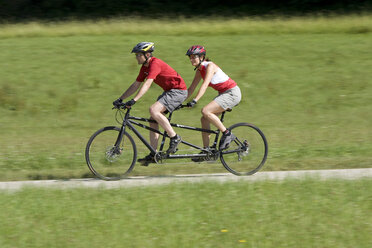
{"left": 0, "top": 179, "right": 371, "bottom": 247}
{"left": 1, "top": 15, "right": 372, "bottom": 38}
{"left": 0, "top": 16, "right": 371, "bottom": 180}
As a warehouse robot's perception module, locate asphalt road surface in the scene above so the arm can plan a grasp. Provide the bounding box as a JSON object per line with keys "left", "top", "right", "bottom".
{"left": 1, "top": 168, "right": 371, "bottom": 191}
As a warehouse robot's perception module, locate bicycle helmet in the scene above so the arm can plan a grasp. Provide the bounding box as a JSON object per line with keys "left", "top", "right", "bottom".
{"left": 186, "top": 45, "right": 206, "bottom": 56}
{"left": 186, "top": 45, "right": 206, "bottom": 70}
{"left": 131, "top": 42, "right": 155, "bottom": 53}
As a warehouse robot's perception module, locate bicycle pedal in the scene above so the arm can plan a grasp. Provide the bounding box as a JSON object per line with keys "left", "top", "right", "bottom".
{"left": 167, "top": 148, "right": 178, "bottom": 154}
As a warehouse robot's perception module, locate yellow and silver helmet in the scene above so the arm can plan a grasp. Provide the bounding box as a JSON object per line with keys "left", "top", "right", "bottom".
{"left": 131, "top": 42, "right": 155, "bottom": 53}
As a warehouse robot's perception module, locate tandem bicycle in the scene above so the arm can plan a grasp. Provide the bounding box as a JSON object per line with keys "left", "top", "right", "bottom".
{"left": 85, "top": 105, "right": 268, "bottom": 180}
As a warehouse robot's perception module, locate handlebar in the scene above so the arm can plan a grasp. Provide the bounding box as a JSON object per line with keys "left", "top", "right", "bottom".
{"left": 113, "top": 104, "right": 188, "bottom": 113}
{"left": 163, "top": 104, "right": 187, "bottom": 115}
{"left": 112, "top": 102, "right": 130, "bottom": 110}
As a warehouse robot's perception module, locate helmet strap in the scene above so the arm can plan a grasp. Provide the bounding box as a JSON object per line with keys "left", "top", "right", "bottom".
{"left": 194, "top": 55, "right": 205, "bottom": 71}
{"left": 143, "top": 52, "right": 152, "bottom": 65}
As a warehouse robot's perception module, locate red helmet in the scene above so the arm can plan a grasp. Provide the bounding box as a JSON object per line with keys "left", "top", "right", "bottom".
{"left": 186, "top": 45, "right": 206, "bottom": 56}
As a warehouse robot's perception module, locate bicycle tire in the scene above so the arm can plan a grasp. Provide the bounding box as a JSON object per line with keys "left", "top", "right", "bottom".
{"left": 85, "top": 126, "right": 137, "bottom": 180}
{"left": 219, "top": 123, "right": 268, "bottom": 176}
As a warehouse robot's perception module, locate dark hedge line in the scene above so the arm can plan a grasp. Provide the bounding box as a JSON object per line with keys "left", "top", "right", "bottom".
{"left": 1, "top": 0, "right": 371, "bottom": 21}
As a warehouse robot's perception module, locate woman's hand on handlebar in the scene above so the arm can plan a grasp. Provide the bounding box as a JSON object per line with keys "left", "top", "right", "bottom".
{"left": 186, "top": 99, "right": 197, "bottom": 108}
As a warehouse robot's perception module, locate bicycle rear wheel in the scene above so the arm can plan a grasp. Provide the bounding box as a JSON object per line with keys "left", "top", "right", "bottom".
{"left": 220, "top": 123, "right": 268, "bottom": 176}
{"left": 85, "top": 126, "right": 137, "bottom": 180}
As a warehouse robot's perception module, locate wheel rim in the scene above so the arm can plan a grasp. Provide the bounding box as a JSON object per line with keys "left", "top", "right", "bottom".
{"left": 220, "top": 123, "right": 268, "bottom": 175}
{"left": 86, "top": 128, "right": 136, "bottom": 180}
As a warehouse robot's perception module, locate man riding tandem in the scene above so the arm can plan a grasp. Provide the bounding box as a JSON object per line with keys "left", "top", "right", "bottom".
{"left": 113, "top": 42, "right": 187, "bottom": 165}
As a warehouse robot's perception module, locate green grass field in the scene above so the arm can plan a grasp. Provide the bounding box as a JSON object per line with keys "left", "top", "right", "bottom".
{"left": 1, "top": 179, "right": 371, "bottom": 247}
{"left": 0, "top": 16, "right": 372, "bottom": 180}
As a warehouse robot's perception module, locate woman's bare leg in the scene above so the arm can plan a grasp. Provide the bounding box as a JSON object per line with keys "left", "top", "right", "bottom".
{"left": 200, "top": 101, "right": 226, "bottom": 147}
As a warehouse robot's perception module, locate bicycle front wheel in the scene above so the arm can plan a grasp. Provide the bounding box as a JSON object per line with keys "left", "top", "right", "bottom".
{"left": 220, "top": 123, "right": 268, "bottom": 176}
{"left": 85, "top": 126, "right": 137, "bottom": 180}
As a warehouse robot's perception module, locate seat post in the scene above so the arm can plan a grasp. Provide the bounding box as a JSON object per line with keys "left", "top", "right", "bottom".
{"left": 220, "top": 111, "right": 226, "bottom": 123}
{"left": 220, "top": 108, "right": 232, "bottom": 123}
{"left": 167, "top": 111, "right": 173, "bottom": 121}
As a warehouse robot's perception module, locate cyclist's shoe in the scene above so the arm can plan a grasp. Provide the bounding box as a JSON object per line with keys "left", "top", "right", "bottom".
{"left": 219, "top": 131, "right": 236, "bottom": 150}
{"left": 167, "top": 134, "right": 181, "bottom": 154}
{"left": 137, "top": 154, "right": 155, "bottom": 166}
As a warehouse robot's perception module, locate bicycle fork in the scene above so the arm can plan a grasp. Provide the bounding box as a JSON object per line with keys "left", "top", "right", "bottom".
{"left": 113, "top": 109, "right": 132, "bottom": 154}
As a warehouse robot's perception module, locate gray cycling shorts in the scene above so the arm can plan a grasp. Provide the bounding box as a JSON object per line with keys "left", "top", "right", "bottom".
{"left": 214, "top": 86, "right": 242, "bottom": 110}
{"left": 157, "top": 89, "right": 188, "bottom": 112}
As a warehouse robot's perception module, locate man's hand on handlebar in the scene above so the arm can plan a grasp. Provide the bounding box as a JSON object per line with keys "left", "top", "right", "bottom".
{"left": 112, "top": 98, "right": 136, "bottom": 109}
{"left": 123, "top": 99, "right": 136, "bottom": 108}
{"left": 113, "top": 98, "right": 123, "bottom": 108}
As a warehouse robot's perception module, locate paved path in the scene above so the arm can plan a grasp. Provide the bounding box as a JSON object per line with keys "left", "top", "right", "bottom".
{"left": 1, "top": 168, "right": 371, "bottom": 191}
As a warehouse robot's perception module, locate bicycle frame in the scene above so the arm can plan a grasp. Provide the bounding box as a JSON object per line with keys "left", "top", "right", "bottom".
{"left": 116, "top": 106, "right": 228, "bottom": 161}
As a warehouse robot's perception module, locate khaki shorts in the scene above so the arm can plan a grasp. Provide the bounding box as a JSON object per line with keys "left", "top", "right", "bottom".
{"left": 157, "top": 89, "right": 188, "bottom": 112}
{"left": 214, "top": 86, "right": 242, "bottom": 110}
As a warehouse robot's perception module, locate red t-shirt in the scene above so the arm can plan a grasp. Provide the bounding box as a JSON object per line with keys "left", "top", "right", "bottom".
{"left": 136, "top": 57, "right": 187, "bottom": 91}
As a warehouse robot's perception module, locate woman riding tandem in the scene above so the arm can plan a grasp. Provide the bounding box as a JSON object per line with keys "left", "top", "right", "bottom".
{"left": 186, "top": 45, "right": 242, "bottom": 160}
{"left": 113, "top": 42, "right": 187, "bottom": 166}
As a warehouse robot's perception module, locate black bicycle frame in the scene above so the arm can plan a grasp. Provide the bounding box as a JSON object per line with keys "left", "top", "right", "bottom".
{"left": 117, "top": 106, "right": 228, "bottom": 160}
